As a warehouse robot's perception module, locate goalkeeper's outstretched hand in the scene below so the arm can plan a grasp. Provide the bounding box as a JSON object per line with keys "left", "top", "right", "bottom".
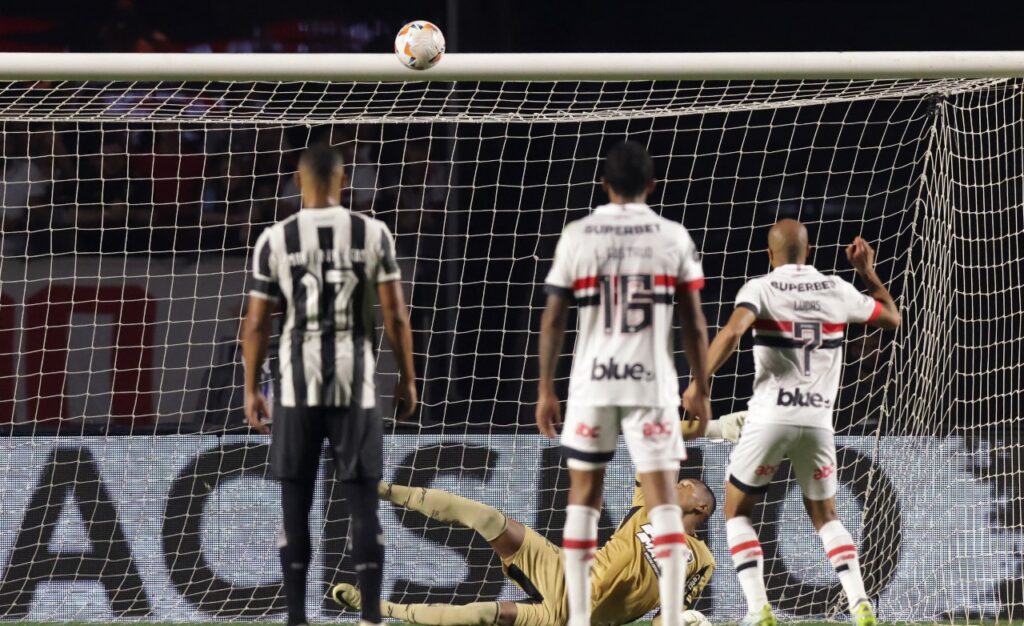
{"left": 705, "top": 410, "right": 747, "bottom": 443}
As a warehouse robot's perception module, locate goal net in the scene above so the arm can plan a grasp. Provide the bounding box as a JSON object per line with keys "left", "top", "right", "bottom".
{"left": 0, "top": 59, "right": 1020, "bottom": 623}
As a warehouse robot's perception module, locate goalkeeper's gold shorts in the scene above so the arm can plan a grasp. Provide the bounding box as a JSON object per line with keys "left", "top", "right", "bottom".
{"left": 499, "top": 526, "right": 569, "bottom": 626}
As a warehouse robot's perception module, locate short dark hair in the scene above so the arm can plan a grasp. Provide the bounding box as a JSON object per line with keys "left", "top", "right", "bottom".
{"left": 299, "top": 143, "right": 345, "bottom": 186}
{"left": 695, "top": 477, "right": 717, "bottom": 517}
{"left": 603, "top": 141, "right": 654, "bottom": 198}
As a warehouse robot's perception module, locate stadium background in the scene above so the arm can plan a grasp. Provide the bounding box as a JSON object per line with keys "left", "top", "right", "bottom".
{"left": 0, "top": 1, "right": 1021, "bottom": 623}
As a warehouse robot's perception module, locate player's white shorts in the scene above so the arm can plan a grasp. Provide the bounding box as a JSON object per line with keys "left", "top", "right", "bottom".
{"left": 727, "top": 421, "right": 838, "bottom": 501}
{"left": 560, "top": 405, "right": 685, "bottom": 473}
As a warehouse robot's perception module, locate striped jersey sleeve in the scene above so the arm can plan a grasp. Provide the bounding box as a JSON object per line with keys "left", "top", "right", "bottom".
{"left": 250, "top": 227, "right": 281, "bottom": 301}
{"left": 376, "top": 223, "right": 401, "bottom": 283}
{"left": 836, "top": 276, "right": 882, "bottom": 323}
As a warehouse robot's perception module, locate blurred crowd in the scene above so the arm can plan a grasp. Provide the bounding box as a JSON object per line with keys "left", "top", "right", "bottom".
{"left": 0, "top": 123, "right": 448, "bottom": 258}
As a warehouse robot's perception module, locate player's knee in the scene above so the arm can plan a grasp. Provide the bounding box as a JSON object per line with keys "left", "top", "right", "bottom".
{"left": 567, "top": 468, "right": 605, "bottom": 507}
{"left": 724, "top": 484, "right": 760, "bottom": 519}
{"left": 341, "top": 480, "right": 384, "bottom": 557}
{"left": 342, "top": 479, "right": 381, "bottom": 513}
{"left": 804, "top": 496, "right": 838, "bottom": 528}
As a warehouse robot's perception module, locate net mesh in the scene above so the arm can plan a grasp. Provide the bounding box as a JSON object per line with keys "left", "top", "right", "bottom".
{"left": 0, "top": 75, "right": 1019, "bottom": 623}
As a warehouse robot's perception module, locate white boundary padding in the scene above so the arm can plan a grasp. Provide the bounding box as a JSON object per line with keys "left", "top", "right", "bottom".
{"left": 3, "top": 51, "right": 1024, "bottom": 81}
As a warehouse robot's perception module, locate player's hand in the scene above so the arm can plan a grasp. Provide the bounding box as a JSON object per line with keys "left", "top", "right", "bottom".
{"left": 394, "top": 377, "right": 418, "bottom": 422}
{"left": 244, "top": 390, "right": 271, "bottom": 434}
{"left": 846, "top": 236, "right": 876, "bottom": 274}
{"left": 681, "top": 383, "right": 712, "bottom": 439}
{"left": 535, "top": 387, "right": 562, "bottom": 439}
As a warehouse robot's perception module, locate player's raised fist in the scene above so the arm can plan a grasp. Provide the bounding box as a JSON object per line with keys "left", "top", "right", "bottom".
{"left": 846, "top": 236, "right": 876, "bottom": 273}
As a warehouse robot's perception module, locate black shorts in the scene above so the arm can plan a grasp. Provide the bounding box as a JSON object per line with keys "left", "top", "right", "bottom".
{"left": 270, "top": 404, "right": 383, "bottom": 483}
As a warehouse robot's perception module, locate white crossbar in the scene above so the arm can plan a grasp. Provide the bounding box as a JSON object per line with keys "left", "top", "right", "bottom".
{"left": 2, "top": 51, "right": 1024, "bottom": 81}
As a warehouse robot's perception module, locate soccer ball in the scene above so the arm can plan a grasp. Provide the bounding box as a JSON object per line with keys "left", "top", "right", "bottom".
{"left": 394, "top": 21, "right": 446, "bottom": 70}
{"left": 680, "top": 609, "right": 712, "bottom": 626}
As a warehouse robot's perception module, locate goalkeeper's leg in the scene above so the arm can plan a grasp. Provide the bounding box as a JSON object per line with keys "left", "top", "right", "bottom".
{"left": 378, "top": 482, "right": 511, "bottom": 548}
{"left": 332, "top": 583, "right": 519, "bottom": 626}
{"left": 382, "top": 601, "right": 506, "bottom": 625}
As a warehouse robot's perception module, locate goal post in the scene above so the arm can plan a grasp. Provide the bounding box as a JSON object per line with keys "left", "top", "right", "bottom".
{"left": 0, "top": 52, "right": 1019, "bottom": 623}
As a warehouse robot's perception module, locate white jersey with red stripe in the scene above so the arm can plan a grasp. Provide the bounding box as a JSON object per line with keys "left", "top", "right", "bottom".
{"left": 735, "top": 264, "right": 882, "bottom": 430}
{"left": 545, "top": 202, "right": 704, "bottom": 408}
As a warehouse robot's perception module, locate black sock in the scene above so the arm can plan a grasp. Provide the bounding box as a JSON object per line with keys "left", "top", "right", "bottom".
{"left": 280, "top": 478, "right": 315, "bottom": 626}
{"left": 342, "top": 479, "right": 384, "bottom": 624}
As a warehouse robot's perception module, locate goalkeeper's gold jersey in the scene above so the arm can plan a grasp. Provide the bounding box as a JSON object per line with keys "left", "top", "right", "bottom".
{"left": 590, "top": 486, "right": 715, "bottom": 625}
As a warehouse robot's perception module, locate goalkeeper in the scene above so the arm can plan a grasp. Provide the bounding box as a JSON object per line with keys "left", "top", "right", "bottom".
{"left": 330, "top": 413, "right": 746, "bottom": 626}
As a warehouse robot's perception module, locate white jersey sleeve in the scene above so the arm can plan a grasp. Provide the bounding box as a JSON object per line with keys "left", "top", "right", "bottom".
{"left": 375, "top": 222, "right": 402, "bottom": 284}
{"left": 735, "top": 278, "right": 764, "bottom": 315}
{"left": 836, "top": 277, "right": 882, "bottom": 324}
{"left": 675, "top": 228, "right": 705, "bottom": 291}
{"left": 544, "top": 224, "right": 577, "bottom": 298}
{"left": 250, "top": 227, "right": 280, "bottom": 301}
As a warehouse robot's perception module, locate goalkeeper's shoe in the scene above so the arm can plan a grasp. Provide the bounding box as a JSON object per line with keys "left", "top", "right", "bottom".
{"left": 852, "top": 600, "right": 877, "bottom": 626}
{"left": 738, "top": 604, "right": 777, "bottom": 626}
{"left": 329, "top": 583, "right": 361, "bottom": 612}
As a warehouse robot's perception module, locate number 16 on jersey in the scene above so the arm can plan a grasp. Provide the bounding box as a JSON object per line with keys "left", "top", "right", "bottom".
{"left": 595, "top": 274, "right": 656, "bottom": 334}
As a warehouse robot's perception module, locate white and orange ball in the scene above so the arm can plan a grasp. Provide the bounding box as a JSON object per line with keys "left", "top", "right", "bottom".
{"left": 394, "top": 20, "right": 446, "bottom": 70}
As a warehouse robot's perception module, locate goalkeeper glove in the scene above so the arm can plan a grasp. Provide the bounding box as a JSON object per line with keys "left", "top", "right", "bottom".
{"left": 703, "top": 410, "right": 747, "bottom": 443}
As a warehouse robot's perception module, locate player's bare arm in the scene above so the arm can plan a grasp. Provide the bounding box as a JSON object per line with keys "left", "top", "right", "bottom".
{"left": 708, "top": 306, "right": 758, "bottom": 375}
{"left": 379, "top": 279, "right": 418, "bottom": 421}
{"left": 676, "top": 287, "right": 713, "bottom": 438}
{"left": 846, "top": 236, "right": 901, "bottom": 330}
{"left": 241, "top": 294, "right": 274, "bottom": 434}
{"left": 683, "top": 306, "right": 754, "bottom": 434}
{"left": 536, "top": 292, "right": 570, "bottom": 439}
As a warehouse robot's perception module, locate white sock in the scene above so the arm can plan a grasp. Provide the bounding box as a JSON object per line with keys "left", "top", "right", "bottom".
{"left": 818, "top": 520, "right": 868, "bottom": 611}
{"left": 726, "top": 516, "right": 769, "bottom": 613}
{"left": 649, "top": 504, "right": 690, "bottom": 626}
{"left": 563, "top": 505, "right": 600, "bottom": 626}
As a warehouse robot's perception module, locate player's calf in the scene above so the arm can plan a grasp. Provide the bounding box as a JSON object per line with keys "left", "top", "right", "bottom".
{"left": 726, "top": 515, "right": 770, "bottom": 617}
{"left": 279, "top": 479, "right": 316, "bottom": 626}
{"left": 638, "top": 467, "right": 690, "bottom": 626}
{"left": 342, "top": 479, "right": 385, "bottom": 626}
{"left": 563, "top": 500, "right": 600, "bottom": 626}
{"left": 649, "top": 502, "right": 690, "bottom": 626}
{"left": 818, "top": 519, "right": 870, "bottom": 612}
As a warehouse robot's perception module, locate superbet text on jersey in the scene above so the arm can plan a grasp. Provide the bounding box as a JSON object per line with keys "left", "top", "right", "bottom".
{"left": 545, "top": 203, "right": 704, "bottom": 408}
{"left": 735, "top": 264, "right": 882, "bottom": 430}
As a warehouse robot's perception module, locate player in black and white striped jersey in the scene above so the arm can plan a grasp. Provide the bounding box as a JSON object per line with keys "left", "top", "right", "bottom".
{"left": 242, "top": 143, "right": 417, "bottom": 626}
